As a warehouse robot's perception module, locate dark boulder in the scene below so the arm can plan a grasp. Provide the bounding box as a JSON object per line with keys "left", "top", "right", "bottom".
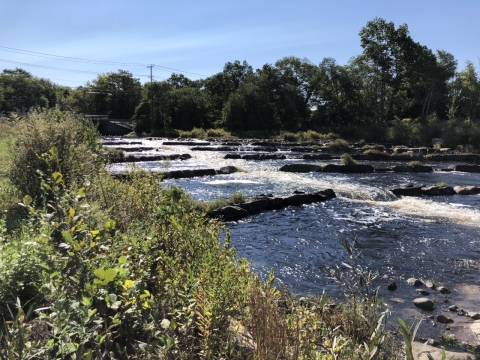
{"left": 224, "top": 154, "right": 242, "bottom": 159}
{"left": 413, "top": 298, "right": 435, "bottom": 311}
{"left": 216, "top": 166, "right": 238, "bottom": 174}
{"left": 421, "top": 186, "right": 455, "bottom": 196}
{"left": 279, "top": 164, "right": 321, "bottom": 173}
{"left": 454, "top": 165, "right": 480, "bottom": 173}
{"left": 392, "top": 165, "right": 433, "bottom": 172}
{"left": 239, "top": 199, "right": 271, "bottom": 213}
{"left": 388, "top": 186, "right": 422, "bottom": 197}
{"left": 321, "top": 164, "right": 374, "bottom": 173}
{"left": 163, "top": 141, "right": 210, "bottom": 146}
{"left": 208, "top": 206, "right": 249, "bottom": 221}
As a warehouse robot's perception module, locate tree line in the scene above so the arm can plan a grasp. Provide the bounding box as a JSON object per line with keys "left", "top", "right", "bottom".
{"left": 1, "top": 18, "right": 479, "bottom": 144}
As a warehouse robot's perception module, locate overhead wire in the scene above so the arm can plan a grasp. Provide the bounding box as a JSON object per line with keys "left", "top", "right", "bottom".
{"left": 0, "top": 45, "right": 207, "bottom": 77}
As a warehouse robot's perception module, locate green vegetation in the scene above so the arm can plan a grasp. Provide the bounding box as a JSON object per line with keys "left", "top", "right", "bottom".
{"left": 408, "top": 160, "right": 423, "bottom": 167}
{"left": 435, "top": 181, "right": 448, "bottom": 187}
{"left": 327, "top": 138, "right": 350, "bottom": 151}
{"left": 341, "top": 153, "right": 357, "bottom": 166}
{"left": 207, "top": 192, "right": 246, "bottom": 210}
{"left": 0, "top": 110, "right": 408, "bottom": 358}
{"left": 363, "top": 149, "right": 390, "bottom": 158}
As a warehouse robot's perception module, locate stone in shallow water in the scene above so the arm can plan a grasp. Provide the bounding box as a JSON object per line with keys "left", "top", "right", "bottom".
{"left": 416, "top": 289, "right": 430, "bottom": 296}
{"left": 437, "top": 314, "right": 454, "bottom": 324}
{"left": 438, "top": 286, "right": 451, "bottom": 294}
{"left": 387, "top": 282, "right": 397, "bottom": 291}
{"left": 407, "top": 278, "right": 424, "bottom": 287}
{"left": 413, "top": 297, "right": 435, "bottom": 311}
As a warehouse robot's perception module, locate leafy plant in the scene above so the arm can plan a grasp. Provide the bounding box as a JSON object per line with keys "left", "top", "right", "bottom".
{"left": 341, "top": 153, "right": 357, "bottom": 166}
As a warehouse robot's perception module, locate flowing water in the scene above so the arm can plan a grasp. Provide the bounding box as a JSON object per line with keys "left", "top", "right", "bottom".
{"left": 107, "top": 137, "right": 480, "bottom": 337}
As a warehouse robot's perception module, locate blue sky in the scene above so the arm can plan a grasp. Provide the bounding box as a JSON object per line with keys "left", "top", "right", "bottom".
{"left": 1, "top": 0, "right": 478, "bottom": 87}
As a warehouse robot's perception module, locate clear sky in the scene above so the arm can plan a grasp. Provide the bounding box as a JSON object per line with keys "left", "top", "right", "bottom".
{"left": 1, "top": 0, "right": 478, "bottom": 87}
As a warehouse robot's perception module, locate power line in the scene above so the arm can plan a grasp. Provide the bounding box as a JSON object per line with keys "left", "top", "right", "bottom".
{"left": 0, "top": 45, "right": 207, "bottom": 77}
{"left": 0, "top": 58, "right": 150, "bottom": 78}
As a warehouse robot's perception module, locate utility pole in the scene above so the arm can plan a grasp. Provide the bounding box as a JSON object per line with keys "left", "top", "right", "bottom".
{"left": 147, "top": 65, "right": 155, "bottom": 133}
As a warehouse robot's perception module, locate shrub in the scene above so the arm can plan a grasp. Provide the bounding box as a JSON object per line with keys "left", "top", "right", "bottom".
{"left": 362, "top": 144, "right": 385, "bottom": 151}
{"left": 208, "top": 192, "right": 245, "bottom": 210}
{"left": 327, "top": 138, "right": 350, "bottom": 151}
{"left": 436, "top": 181, "right": 448, "bottom": 187}
{"left": 206, "top": 128, "right": 232, "bottom": 138}
{"left": 7, "top": 110, "right": 101, "bottom": 203}
{"left": 363, "top": 149, "right": 390, "bottom": 159}
{"left": 341, "top": 153, "right": 357, "bottom": 166}
{"left": 282, "top": 132, "right": 301, "bottom": 142}
{"left": 408, "top": 160, "right": 423, "bottom": 167}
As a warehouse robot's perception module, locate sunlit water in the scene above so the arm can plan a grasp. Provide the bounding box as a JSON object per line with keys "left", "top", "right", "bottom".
{"left": 106, "top": 138, "right": 480, "bottom": 319}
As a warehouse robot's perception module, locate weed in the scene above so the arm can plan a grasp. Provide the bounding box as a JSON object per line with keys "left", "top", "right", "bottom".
{"left": 435, "top": 181, "right": 448, "bottom": 187}
{"left": 327, "top": 138, "right": 350, "bottom": 151}
{"left": 341, "top": 153, "right": 357, "bottom": 166}
{"left": 408, "top": 160, "right": 423, "bottom": 167}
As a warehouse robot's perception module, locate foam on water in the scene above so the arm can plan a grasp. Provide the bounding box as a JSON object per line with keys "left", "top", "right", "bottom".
{"left": 364, "top": 197, "right": 480, "bottom": 227}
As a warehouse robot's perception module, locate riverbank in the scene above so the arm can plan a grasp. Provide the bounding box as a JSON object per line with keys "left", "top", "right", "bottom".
{"left": 0, "top": 112, "right": 417, "bottom": 359}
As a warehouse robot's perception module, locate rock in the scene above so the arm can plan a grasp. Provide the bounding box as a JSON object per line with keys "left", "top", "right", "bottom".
{"left": 279, "top": 164, "right": 321, "bottom": 173}
{"left": 425, "top": 281, "right": 436, "bottom": 290}
{"left": 438, "top": 286, "right": 451, "bottom": 294}
{"left": 303, "top": 154, "right": 332, "bottom": 160}
{"left": 389, "top": 187, "right": 422, "bottom": 197}
{"left": 416, "top": 289, "right": 430, "bottom": 296}
{"left": 228, "top": 319, "right": 256, "bottom": 354}
{"left": 321, "top": 164, "right": 343, "bottom": 173}
{"left": 470, "top": 313, "right": 480, "bottom": 320}
{"left": 392, "top": 165, "right": 433, "bottom": 172}
{"left": 427, "top": 338, "right": 439, "bottom": 346}
{"left": 242, "top": 153, "right": 286, "bottom": 160}
{"left": 239, "top": 199, "right": 270, "bottom": 214}
{"left": 421, "top": 186, "right": 455, "bottom": 196}
{"left": 413, "top": 298, "right": 435, "bottom": 311}
{"left": 454, "top": 165, "right": 480, "bottom": 173}
{"left": 252, "top": 147, "right": 278, "bottom": 152}
{"left": 454, "top": 185, "right": 480, "bottom": 195}
{"left": 191, "top": 146, "right": 238, "bottom": 151}
{"left": 224, "top": 153, "right": 242, "bottom": 159}
{"left": 448, "top": 305, "right": 458, "bottom": 312}
{"left": 320, "top": 164, "right": 374, "bottom": 173}
{"left": 437, "top": 314, "right": 454, "bottom": 324}
{"left": 457, "top": 308, "right": 466, "bottom": 316}
{"left": 216, "top": 166, "right": 238, "bottom": 174}
{"left": 208, "top": 206, "right": 249, "bottom": 222}
{"left": 407, "top": 278, "right": 425, "bottom": 287}
{"left": 163, "top": 141, "right": 210, "bottom": 146}
{"left": 388, "top": 282, "right": 397, "bottom": 291}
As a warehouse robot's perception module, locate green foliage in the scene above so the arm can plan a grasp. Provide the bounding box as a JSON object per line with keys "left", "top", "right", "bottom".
{"left": 327, "top": 138, "right": 350, "bottom": 151}
{"left": 341, "top": 153, "right": 357, "bottom": 166}
{"left": 208, "top": 192, "right": 245, "bottom": 210}
{"left": 363, "top": 149, "right": 390, "bottom": 158}
{"left": 7, "top": 110, "right": 101, "bottom": 204}
{"left": 397, "top": 318, "right": 421, "bottom": 360}
{"left": 436, "top": 181, "right": 448, "bottom": 187}
{"left": 408, "top": 160, "right": 423, "bottom": 167}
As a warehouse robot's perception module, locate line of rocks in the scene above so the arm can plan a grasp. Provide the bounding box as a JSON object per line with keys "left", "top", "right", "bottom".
{"left": 112, "top": 165, "right": 239, "bottom": 180}
{"left": 207, "top": 189, "right": 336, "bottom": 222}
{"left": 388, "top": 185, "right": 480, "bottom": 197}
{"left": 279, "top": 163, "right": 480, "bottom": 173}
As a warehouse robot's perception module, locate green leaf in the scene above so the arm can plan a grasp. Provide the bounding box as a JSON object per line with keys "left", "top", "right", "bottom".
{"left": 62, "top": 231, "right": 73, "bottom": 243}
{"left": 52, "top": 172, "right": 63, "bottom": 184}
{"left": 23, "top": 195, "right": 33, "bottom": 205}
{"left": 78, "top": 187, "right": 86, "bottom": 196}
{"left": 94, "top": 268, "right": 118, "bottom": 283}
{"left": 118, "top": 256, "right": 127, "bottom": 264}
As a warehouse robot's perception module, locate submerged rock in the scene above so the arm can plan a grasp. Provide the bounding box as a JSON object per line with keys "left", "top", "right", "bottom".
{"left": 388, "top": 282, "right": 397, "bottom": 291}
{"left": 216, "top": 166, "right": 238, "bottom": 174}
{"left": 208, "top": 206, "right": 249, "bottom": 222}
{"left": 392, "top": 165, "right": 433, "bottom": 172}
{"left": 407, "top": 278, "right": 425, "bottom": 287}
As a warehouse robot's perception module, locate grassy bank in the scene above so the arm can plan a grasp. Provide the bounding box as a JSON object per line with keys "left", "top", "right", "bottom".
{"left": 0, "top": 111, "right": 409, "bottom": 359}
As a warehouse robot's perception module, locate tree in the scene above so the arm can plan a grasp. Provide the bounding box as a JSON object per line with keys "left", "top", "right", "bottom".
{"left": 0, "top": 68, "right": 57, "bottom": 112}
{"left": 449, "top": 61, "right": 480, "bottom": 121}
{"left": 133, "top": 81, "right": 172, "bottom": 134}
{"left": 87, "top": 70, "right": 142, "bottom": 119}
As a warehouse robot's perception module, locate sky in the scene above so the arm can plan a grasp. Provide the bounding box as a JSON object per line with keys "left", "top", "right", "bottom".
{"left": 1, "top": 0, "right": 478, "bottom": 87}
